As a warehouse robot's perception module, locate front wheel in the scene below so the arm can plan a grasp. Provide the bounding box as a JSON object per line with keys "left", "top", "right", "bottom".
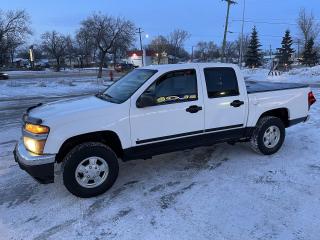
{"left": 250, "top": 116, "right": 285, "bottom": 155}
{"left": 63, "top": 142, "right": 119, "bottom": 198}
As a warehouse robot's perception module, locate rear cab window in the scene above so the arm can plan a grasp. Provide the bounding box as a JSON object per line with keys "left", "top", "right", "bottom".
{"left": 204, "top": 67, "right": 239, "bottom": 98}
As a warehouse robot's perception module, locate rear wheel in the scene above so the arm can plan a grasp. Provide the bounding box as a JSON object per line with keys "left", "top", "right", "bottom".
{"left": 63, "top": 142, "right": 119, "bottom": 198}
{"left": 250, "top": 116, "right": 285, "bottom": 155}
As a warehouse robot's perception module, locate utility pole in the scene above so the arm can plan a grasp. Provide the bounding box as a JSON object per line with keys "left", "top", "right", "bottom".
{"left": 191, "top": 46, "right": 195, "bottom": 62}
{"left": 239, "top": 0, "right": 246, "bottom": 68}
{"left": 269, "top": 44, "right": 272, "bottom": 60}
{"left": 222, "top": 0, "right": 237, "bottom": 62}
{"left": 136, "top": 28, "right": 144, "bottom": 66}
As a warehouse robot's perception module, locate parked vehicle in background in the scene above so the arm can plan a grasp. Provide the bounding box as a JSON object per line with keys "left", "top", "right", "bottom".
{"left": 114, "top": 63, "right": 135, "bottom": 72}
{"left": 14, "top": 63, "right": 316, "bottom": 198}
{"left": 0, "top": 72, "right": 9, "bottom": 80}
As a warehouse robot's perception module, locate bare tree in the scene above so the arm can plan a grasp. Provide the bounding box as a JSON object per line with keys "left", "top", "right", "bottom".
{"left": 297, "top": 8, "right": 320, "bottom": 45}
{"left": 80, "top": 14, "right": 135, "bottom": 78}
{"left": 149, "top": 35, "right": 169, "bottom": 64}
{"left": 224, "top": 41, "right": 238, "bottom": 62}
{"left": 194, "top": 41, "right": 220, "bottom": 61}
{"left": 65, "top": 35, "right": 76, "bottom": 67}
{"left": 0, "top": 9, "right": 32, "bottom": 66}
{"left": 235, "top": 34, "right": 250, "bottom": 62}
{"left": 168, "top": 29, "right": 190, "bottom": 62}
{"left": 76, "top": 28, "right": 95, "bottom": 67}
{"left": 41, "top": 31, "right": 67, "bottom": 71}
{"left": 111, "top": 37, "right": 132, "bottom": 65}
{"left": 16, "top": 44, "right": 43, "bottom": 60}
{"left": 194, "top": 41, "right": 208, "bottom": 61}
{"left": 6, "top": 34, "right": 24, "bottom": 63}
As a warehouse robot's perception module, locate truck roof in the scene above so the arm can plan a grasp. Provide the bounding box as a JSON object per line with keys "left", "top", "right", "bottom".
{"left": 141, "top": 63, "right": 238, "bottom": 71}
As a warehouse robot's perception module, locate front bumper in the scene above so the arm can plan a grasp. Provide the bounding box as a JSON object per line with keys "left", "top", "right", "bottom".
{"left": 13, "top": 140, "right": 55, "bottom": 184}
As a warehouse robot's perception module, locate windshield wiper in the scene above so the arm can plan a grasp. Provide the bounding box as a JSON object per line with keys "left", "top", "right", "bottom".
{"left": 103, "top": 93, "right": 113, "bottom": 99}
{"left": 95, "top": 92, "right": 119, "bottom": 103}
{"left": 96, "top": 93, "right": 108, "bottom": 100}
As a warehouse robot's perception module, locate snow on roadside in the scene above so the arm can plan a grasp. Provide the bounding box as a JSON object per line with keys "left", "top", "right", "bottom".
{"left": 3, "top": 68, "right": 111, "bottom": 76}
{"left": 0, "top": 77, "right": 111, "bottom": 99}
{"left": 243, "top": 66, "right": 320, "bottom": 84}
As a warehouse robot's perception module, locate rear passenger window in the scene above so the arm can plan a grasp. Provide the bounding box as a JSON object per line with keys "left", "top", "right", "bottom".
{"left": 204, "top": 67, "right": 239, "bottom": 98}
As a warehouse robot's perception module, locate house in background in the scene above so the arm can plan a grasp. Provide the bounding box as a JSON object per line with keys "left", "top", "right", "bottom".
{"left": 127, "top": 50, "right": 154, "bottom": 67}
{"left": 126, "top": 50, "right": 172, "bottom": 67}
{"left": 12, "top": 58, "right": 29, "bottom": 68}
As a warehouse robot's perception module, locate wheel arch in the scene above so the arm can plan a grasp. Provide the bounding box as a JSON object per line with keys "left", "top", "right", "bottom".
{"left": 257, "top": 108, "right": 289, "bottom": 127}
{"left": 55, "top": 131, "right": 123, "bottom": 163}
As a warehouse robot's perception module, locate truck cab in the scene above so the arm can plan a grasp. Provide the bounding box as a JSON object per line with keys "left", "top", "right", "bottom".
{"left": 14, "top": 63, "right": 315, "bottom": 197}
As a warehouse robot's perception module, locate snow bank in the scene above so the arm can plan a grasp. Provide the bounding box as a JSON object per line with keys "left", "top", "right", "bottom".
{"left": 0, "top": 77, "right": 111, "bottom": 100}
{"left": 4, "top": 68, "right": 111, "bottom": 76}
{"left": 243, "top": 66, "right": 320, "bottom": 84}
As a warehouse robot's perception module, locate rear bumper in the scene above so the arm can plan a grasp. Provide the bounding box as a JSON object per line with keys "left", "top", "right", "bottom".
{"left": 13, "top": 140, "right": 55, "bottom": 184}
{"left": 288, "top": 116, "right": 309, "bottom": 127}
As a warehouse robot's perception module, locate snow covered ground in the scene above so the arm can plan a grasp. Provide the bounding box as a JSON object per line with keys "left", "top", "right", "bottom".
{"left": 3, "top": 68, "right": 111, "bottom": 76}
{"left": 0, "top": 68, "right": 319, "bottom": 240}
{"left": 0, "top": 76, "right": 112, "bottom": 100}
{"left": 243, "top": 65, "right": 320, "bottom": 84}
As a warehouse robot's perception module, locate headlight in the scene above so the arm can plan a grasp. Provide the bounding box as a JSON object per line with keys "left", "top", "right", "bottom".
{"left": 25, "top": 123, "right": 49, "bottom": 134}
{"left": 23, "top": 136, "right": 46, "bottom": 155}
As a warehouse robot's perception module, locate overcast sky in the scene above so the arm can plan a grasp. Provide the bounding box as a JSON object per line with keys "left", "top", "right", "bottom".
{"left": 2, "top": 0, "right": 320, "bottom": 52}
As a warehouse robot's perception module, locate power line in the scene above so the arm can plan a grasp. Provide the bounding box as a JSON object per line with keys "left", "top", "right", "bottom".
{"left": 232, "top": 19, "right": 297, "bottom": 26}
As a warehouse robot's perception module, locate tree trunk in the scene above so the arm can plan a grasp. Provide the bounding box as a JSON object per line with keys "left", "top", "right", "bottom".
{"left": 98, "top": 52, "right": 106, "bottom": 78}
{"left": 10, "top": 50, "right": 15, "bottom": 65}
{"left": 85, "top": 54, "right": 89, "bottom": 67}
{"left": 56, "top": 57, "right": 61, "bottom": 72}
{"left": 113, "top": 51, "right": 117, "bottom": 66}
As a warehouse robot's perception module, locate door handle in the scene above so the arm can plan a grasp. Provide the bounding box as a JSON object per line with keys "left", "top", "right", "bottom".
{"left": 186, "top": 105, "right": 203, "bottom": 113}
{"left": 230, "top": 100, "right": 244, "bottom": 108}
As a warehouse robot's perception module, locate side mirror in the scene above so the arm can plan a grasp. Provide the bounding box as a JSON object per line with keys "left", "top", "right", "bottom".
{"left": 136, "top": 93, "right": 155, "bottom": 108}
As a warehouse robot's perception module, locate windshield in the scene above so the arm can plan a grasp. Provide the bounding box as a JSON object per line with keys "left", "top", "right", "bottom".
{"left": 100, "top": 69, "right": 157, "bottom": 103}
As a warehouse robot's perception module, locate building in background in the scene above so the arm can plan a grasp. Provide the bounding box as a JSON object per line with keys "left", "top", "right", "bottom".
{"left": 127, "top": 50, "right": 153, "bottom": 67}
{"left": 126, "top": 50, "right": 173, "bottom": 67}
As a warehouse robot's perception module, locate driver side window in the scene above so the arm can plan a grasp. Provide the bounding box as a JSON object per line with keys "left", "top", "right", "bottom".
{"left": 145, "top": 69, "right": 198, "bottom": 105}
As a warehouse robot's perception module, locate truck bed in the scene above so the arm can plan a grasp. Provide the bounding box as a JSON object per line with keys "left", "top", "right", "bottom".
{"left": 245, "top": 80, "right": 309, "bottom": 94}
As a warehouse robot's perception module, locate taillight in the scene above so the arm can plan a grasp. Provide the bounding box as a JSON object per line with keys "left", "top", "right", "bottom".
{"left": 308, "top": 91, "right": 316, "bottom": 109}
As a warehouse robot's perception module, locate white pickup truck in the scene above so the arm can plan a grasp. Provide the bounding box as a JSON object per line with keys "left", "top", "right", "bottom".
{"left": 14, "top": 63, "right": 316, "bottom": 197}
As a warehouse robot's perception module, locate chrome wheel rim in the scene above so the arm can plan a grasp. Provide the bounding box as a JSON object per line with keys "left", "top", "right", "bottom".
{"left": 75, "top": 157, "right": 109, "bottom": 188}
{"left": 263, "top": 126, "right": 281, "bottom": 148}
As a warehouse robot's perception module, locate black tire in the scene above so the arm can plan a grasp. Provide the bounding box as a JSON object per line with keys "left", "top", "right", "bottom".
{"left": 63, "top": 142, "right": 119, "bottom": 198}
{"left": 250, "top": 116, "right": 285, "bottom": 155}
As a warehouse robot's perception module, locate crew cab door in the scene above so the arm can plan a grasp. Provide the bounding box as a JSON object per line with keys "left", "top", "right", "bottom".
{"left": 199, "top": 66, "right": 248, "bottom": 138}
{"left": 130, "top": 68, "right": 204, "bottom": 148}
